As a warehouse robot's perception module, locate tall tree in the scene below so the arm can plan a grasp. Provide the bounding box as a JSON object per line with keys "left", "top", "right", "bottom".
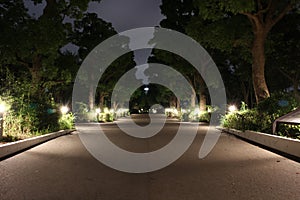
{"left": 0, "top": 0, "right": 97, "bottom": 100}
{"left": 73, "top": 13, "right": 135, "bottom": 110}
{"left": 155, "top": 0, "right": 209, "bottom": 110}
{"left": 191, "top": 0, "right": 299, "bottom": 103}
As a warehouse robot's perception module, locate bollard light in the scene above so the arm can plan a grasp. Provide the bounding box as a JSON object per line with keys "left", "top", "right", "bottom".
{"left": 60, "top": 106, "right": 69, "bottom": 114}
{"left": 95, "top": 108, "right": 101, "bottom": 114}
{"left": 228, "top": 105, "right": 237, "bottom": 113}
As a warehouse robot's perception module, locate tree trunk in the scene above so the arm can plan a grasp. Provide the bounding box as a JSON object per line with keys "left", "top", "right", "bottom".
{"left": 191, "top": 89, "right": 196, "bottom": 108}
{"left": 169, "top": 96, "right": 177, "bottom": 107}
{"left": 29, "top": 55, "right": 42, "bottom": 98}
{"left": 199, "top": 92, "right": 206, "bottom": 112}
{"left": 88, "top": 74, "right": 94, "bottom": 111}
{"left": 198, "top": 75, "right": 206, "bottom": 111}
{"left": 293, "top": 81, "right": 300, "bottom": 102}
{"left": 99, "top": 93, "right": 105, "bottom": 110}
{"left": 240, "top": 81, "right": 250, "bottom": 106}
{"left": 176, "top": 98, "right": 180, "bottom": 111}
{"left": 252, "top": 31, "right": 270, "bottom": 104}
{"left": 243, "top": 1, "right": 292, "bottom": 104}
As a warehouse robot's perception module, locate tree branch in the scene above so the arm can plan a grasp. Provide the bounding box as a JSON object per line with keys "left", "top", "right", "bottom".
{"left": 267, "top": 2, "right": 292, "bottom": 30}
{"left": 241, "top": 12, "right": 260, "bottom": 32}
{"left": 257, "top": 0, "right": 273, "bottom": 15}
{"left": 257, "top": 0, "right": 263, "bottom": 10}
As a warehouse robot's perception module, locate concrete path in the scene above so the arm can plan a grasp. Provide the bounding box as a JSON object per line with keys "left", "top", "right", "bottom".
{"left": 0, "top": 115, "right": 299, "bottom": 200}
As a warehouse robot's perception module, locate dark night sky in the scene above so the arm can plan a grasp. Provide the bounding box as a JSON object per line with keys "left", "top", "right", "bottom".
{"left": 24, "top": 0, "right": 165, "bottom": 83}
{"left": 89, "top": 0, "right": 165, "bottom": 83}
{"left": 89, "top": 0, "right": 164, "bottom": 32}
{"left": 24, "top": 0, "right": 164, "bottom": 64}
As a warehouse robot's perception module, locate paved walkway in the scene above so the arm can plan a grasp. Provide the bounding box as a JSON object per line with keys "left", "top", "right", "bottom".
{"left": 0, "top": 115, "right": 299, "bottom": 199}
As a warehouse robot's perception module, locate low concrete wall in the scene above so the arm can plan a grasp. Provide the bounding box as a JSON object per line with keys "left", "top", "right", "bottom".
{"left": 0, "top": 130, "right": 74, "bottom": 159}
{"left": 221, "top": 128, "right": 300, "bottom": 158}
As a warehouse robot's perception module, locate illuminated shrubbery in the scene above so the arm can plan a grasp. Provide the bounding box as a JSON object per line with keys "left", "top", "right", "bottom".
{"left": 0, "top": 94, "right": 74, "bottom": 142}
{"left": 222, "top": 93, "right": 300, "bottom": 139}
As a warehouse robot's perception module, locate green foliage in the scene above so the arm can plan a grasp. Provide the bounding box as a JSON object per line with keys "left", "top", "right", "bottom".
{"left": 257, "top": 92, "right": 299, "bottom": 119}
{"left": 73, "top": 102, "right": 89, "bottom": 122}
{"left": 198, "top": 112, "right": 211, "bottom": 123}
{"left": 59, "top": 113, "right": 75, "bottom": 130}
{"left": 222, "top": 109, "right": 271, "bottom": 132}
{"left": 222, "top": 93, "right": 300, "bottom": 139}
{"left": 96, "top": 113, "right": 114, "bottom": 122}
{"left": 0, "top": 94, "right": 62, "bottom": 141}
{"left": 277, "top": 124, "right": 300, "bottom": 139}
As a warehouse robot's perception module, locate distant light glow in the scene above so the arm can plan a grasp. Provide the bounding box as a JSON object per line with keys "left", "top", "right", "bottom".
{"left": 60, "top": 106, "right": 69, "bottom": 114}
{"left": 165, "top": 107, "right": 179, "bottom": 116}
{"left": 228, "top": 105, "right": 237, "bottom": 113}
{"left": 144, "top": 87, "right": 149, "bottom": 91}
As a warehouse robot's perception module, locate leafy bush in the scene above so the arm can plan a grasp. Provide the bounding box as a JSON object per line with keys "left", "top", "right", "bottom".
{"left": 277, "top": 124, "right": 300, "bottom": 139}
{"left": 96, "top": 112, "right": 114, "bottom": 122}
{"left": 59, "top": 113, "right": 75, "bottom": 129}
{"left": 257, "top": 92, "right": 299, "bottom": 119}
{"left": 0, "top": 94, "right": 64, "bottom": 141}
{"left": 73, "top": 102, "right": 89, "bottom": 122}
{"left": 222, "top": 109, "right": 271, "bottom": 132}
{"left": 222, "top": 92, "right": 300, "bottom": 139}
{"left": 198, "top": 112, "right": 211, "bottom": 122}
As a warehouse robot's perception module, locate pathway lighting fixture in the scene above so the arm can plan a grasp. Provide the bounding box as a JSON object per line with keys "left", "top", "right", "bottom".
{"left": 228, "top": 105, "right": 237, "bottom": 113}
{"left": 95, "top": 108, "right": 101, "bottom": 114}
{"left": 60, "top": 106, "right": 69, "bottom": 114}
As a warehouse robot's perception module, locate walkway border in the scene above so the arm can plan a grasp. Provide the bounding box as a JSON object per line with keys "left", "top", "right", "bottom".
{"left": 0, "top": 130, "right": 74, "bottom": 160}
{"left": 220, "top": 128, "right": 300, "bottom": 159}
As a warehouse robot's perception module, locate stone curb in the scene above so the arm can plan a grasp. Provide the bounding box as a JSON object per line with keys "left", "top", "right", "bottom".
{"left": 220, "top": 128, "right": 300, "bottom": 158}
{"left": 0, "top": 129, "right": 74, "bottom": 159}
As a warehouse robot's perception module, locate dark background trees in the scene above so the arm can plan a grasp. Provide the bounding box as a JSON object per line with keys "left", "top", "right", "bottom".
{"left": 0, "top": 0, "right": 299, "bottom": 136}
{"left": 157, "top": 0, "right": 300, "bottom": 107}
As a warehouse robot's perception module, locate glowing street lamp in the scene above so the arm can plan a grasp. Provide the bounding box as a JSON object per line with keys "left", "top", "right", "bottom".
{"left": 228, "top": 105, "right": 237, "bottom": 113}
{"left": 144, "top": 86, "right": 149, "bottom": 94}
{"left": 60, "top": 106, "right": 69, "bottom": 114}
{"left": 95, "top": 108, "right": 101, "bottom": 114}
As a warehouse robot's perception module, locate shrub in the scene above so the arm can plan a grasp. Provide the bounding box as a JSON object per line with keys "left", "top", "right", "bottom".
{"left": 59, "top": 113, "right": 75, "bottom": 130}
{"left": 1, "top": 94, "right": 60, "bottom": 140}
{"left": 222, "top": 93, "right": 300, "bottom": 139}
{"left": 222, "top": 109, "right": 272, "bottom": 132}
